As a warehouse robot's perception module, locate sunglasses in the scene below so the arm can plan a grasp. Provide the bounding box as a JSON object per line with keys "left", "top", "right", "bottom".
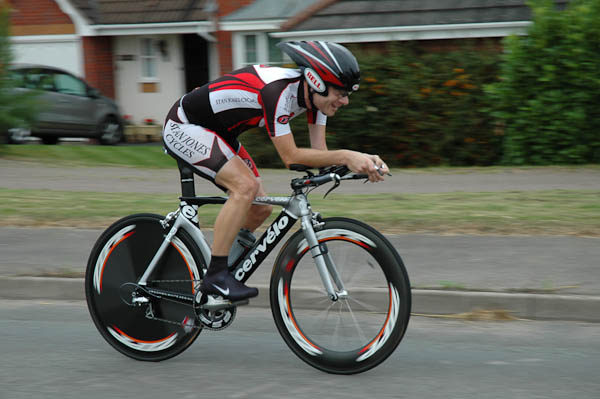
{"left": 332, "top": 87, "right": 352, "bottom": 99}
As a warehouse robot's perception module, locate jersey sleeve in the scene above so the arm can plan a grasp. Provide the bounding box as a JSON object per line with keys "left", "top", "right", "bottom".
{"left": 262, "top": 81, "right": 296, "bottom": 137}
{"left": 307, "top": 109, "right": 327, "bottom": 126}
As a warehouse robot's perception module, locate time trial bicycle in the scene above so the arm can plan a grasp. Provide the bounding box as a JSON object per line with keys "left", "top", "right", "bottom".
{"left": 85, "top": 162, "right": 411, "bottom": 374}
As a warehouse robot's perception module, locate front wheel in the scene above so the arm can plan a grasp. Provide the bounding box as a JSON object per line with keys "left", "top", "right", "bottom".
{"left": 85, "top": 213, "right": 206, "bottom": 361}
{"left": 270, "top": 217, "right": 411, "bottom": 374}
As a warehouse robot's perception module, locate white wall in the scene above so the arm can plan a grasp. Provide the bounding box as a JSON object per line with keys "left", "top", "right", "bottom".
{"left": 11, "top": 35, "right": 83, "bottom": 77}
{"left": 114, "top": 34, "right": 186, "bottom": 124}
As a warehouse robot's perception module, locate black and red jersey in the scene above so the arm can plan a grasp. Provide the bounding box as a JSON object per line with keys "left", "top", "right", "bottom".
{"left": 180, "top": 65, "right": 326, "bottom": 143}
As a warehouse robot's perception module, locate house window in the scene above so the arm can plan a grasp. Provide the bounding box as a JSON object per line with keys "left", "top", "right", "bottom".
{"left": 140, "top": 38, "right": 158, "bottom": 79}
{"left": 268, "top": 36, "right": 283, "bottom": 64}
{"left": 244, "top": 35, "right": 258, "bottom": 64}
{"left": 237, "top": 33, "right": 285, "bottom": 68}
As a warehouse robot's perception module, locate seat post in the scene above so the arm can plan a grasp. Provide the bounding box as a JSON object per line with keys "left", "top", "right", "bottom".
{"left": 177, "top": 160, "right": 196, "bottom": 197}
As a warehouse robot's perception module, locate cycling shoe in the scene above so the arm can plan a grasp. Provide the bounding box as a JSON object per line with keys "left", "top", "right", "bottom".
{"left": 200, "top": 270, "right": 258, "bottom": 302}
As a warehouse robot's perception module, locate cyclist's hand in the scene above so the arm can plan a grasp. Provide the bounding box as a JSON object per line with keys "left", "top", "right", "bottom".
{"left": 369, "top": 154, "right": 390, "bottom": 177}
{"left": 346, "top": 152, "right": 387, "bottom": 182}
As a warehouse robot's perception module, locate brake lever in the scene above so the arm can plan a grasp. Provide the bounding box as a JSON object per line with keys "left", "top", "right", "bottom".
{"left": 323, "top": 174, "right": 341, "bottom": 198}
{"left": 361, "top": 166, "right": 392, "bottom": 183}
{"left": 374, "top": 165, "right": 392, "bottom": 177}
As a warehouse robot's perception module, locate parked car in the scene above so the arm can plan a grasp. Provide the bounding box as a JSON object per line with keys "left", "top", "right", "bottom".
{"left": 6, "top": 64, "right": 124, "bottom": 145}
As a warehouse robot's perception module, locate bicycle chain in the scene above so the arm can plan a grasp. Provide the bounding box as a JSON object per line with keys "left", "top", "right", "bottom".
{"left": 143, "top": 301, "right": 203, "bottom": 331}
{"left": 139, "top": 279, "right": 204, "bottom": 329}
{"left": 142, "top": 279, "right": 237, "bottom": 331}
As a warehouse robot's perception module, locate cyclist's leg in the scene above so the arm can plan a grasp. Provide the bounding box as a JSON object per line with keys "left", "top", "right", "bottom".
{"left": 244, "top": 178, "right": 271, "bottom": 231}
{"left": 202, "top": 157, "right": 260, "bottom": 300}
{"left": 212, "top": 157, "right": 260, "bottom": 257}
{"left": 236, "top": 144, "right": 272, "bottom": 231}
{"left": 163, "top": 116, "right": 258, "bottom": 300}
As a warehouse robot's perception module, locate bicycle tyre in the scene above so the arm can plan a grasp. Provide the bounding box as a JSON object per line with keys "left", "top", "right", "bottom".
{"left": 85, "top": 213, "right": 206, "bottom": 361}
{"left": 270, "top": 217, "right": 411, "bottom": 374}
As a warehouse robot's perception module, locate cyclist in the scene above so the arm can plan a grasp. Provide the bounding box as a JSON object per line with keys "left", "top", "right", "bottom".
{"left": 162, "top": 41, "right": 389, "bottom": 302}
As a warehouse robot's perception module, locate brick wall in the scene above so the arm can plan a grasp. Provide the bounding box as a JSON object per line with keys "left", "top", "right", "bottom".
{"left": 217, "top": 0, "right": 254, "bottom": 18}
{"left": 216, "top": 0, "right": 254, "bottom": 75}
{"left": 82, "top": 36, "right": 115, "bottom": 99}
{"left": 215, "top": 30, "right": 233, "bottom": 75}
{"left": 7, "top": 0, "right": 75, "bottom": 35}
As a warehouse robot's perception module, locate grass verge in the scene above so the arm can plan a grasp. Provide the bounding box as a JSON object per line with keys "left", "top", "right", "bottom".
{"left": 1, "top": 188, "right": 598, "bottom": 236}
{"left": 2, "top": 144, "right": 599, "bottom": 173}
{"left": 0, "top": 144, "right": 176, "bottom": 168}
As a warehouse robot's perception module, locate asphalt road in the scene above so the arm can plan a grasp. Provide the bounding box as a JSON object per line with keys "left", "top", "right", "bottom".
{"left": 2, "top": 227, "right": 599, "bottom": 295}
{"left": 1, "top": 300, "right": 599, "bottom": 399}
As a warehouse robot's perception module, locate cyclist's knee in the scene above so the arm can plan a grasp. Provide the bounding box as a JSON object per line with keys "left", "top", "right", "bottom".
{"left": 229, "top": 176, "right": 260, "bottom": 203}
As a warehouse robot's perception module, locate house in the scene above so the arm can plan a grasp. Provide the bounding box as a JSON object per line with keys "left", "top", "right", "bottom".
{"left": 7, "top": 0, "right": 566, "bottom": 125}
{"left": 219, "top": 0, "right": 322, "bottom": 70}
{"left": 6, "top": 0, "right": 260, "bottom": 124}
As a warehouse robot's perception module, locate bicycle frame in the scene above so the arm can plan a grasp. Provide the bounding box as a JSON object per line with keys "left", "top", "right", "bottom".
{"left": 136, "top": 163, "right": 346, "bottom": 302}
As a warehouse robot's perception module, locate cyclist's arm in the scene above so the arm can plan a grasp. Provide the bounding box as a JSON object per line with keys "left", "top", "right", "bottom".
{"left": 308, "top": 123, "right": 327, "bottom": 151}
{"left": 271, "top": 133, "right": 386, "bottom": 182}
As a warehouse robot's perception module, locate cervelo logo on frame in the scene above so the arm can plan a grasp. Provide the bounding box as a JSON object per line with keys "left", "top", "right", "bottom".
{"left": 304, "top": 68, "right": 325, "bottom": 93}
{"left": 235, "top": 215, "right": 290, "bottom": 281}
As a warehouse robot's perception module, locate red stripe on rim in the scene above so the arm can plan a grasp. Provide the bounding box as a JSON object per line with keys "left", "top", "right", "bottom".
{"left": 298, "top": 236, "right": 370, "bottom": 259}
{"left": 169, "top": 241, "right": 196, "bottom": 293}
{"left": 112, "top": 325, "right": 176, "bottom": 344}
{"left": 99, "top": 231, "right": 135, "bottom": 293}
{"left": 285, "top": 259, "right": 295, "bottom": 273}
{"left": 358, "top": 284, "right": 393, "bottom": 355}
{"left": 285, "top": 282, "right": 321, "bottom": 352}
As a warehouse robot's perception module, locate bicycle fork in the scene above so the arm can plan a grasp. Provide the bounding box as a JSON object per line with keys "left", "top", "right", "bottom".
{"left": 299, "top": 212, "right": 347, "bottom": 302}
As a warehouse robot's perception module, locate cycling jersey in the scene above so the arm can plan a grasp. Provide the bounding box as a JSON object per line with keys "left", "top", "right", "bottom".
{"left": 163, "top": 65, "right": 326, "bottom": 185}
{"left": 181, "top": 65, "right": 326, "bottom": 144}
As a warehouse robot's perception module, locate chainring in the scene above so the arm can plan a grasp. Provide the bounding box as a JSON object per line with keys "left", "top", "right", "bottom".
{"left": 193, "top": 297, "right": 237, "bottom": 330}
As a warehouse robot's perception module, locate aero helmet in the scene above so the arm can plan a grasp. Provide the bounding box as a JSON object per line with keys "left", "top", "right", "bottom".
{"left": 277, "top": 41, "right": 360, "bottom": 96}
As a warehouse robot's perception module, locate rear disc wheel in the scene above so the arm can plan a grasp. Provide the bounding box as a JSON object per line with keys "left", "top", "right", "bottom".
{"left": 85, "top": 213, "right": 206, "bottom": 361}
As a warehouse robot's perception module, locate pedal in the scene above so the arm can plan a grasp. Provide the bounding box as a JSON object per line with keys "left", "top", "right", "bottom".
{"left": 200, "top": 295, "right": 249, "bottom": 311}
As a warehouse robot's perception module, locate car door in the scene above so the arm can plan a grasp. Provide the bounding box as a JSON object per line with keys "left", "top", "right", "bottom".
{"left": 15, "top": 68, "right": 62, "bottom": 131}
{"left": 51, "top": 71, "right": 97, "bottom": 135}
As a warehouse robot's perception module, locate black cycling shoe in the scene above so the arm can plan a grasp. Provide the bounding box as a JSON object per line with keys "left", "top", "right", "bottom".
{"left": 200, "top": 270, "right": 259, "bottom": 302}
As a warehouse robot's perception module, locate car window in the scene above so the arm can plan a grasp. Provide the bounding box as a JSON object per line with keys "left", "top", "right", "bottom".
{"left": 14, "top": 69, "right": 56, "bottom": 91}
{"left": 54, "top": 73, "right": 88, "bottom": 96}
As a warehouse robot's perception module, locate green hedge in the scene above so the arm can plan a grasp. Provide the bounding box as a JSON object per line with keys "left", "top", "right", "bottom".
{"left": 0, "top": 7, "right": 40, "bottom": 148}
{"left": 244, "top": 1, "right": 600, "bottom": 168}
{"left": 486, "top": 0, "right": 600, "bottom": 165}
{"left": 241, "top": 43, "right": 503, "bottom": 168}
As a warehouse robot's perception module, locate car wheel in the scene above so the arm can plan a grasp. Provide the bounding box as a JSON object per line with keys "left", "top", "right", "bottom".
{"left": 7, "top": 128, "right": 32, "bottom": 144}
{"left": 41, "top": 136, "right": 59, "bottom": 145}
{"left": 98, "top": 116, "right": 124, "bottom": 145}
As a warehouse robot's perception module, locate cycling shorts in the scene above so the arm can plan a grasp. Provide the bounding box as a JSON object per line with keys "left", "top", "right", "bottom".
{"left": 162, "top": 101, "right": 259, "bottom": 190}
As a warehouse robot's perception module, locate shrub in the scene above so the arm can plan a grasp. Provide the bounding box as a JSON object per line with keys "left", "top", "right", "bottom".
{"left": 486, "top": 0, "right": 600, "bottom": 165}
{"left": 241, "top": 42, "right": 502, "bottom": 168}
{"left": 0, "top": 7, "right": 40, "bottom": 148}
